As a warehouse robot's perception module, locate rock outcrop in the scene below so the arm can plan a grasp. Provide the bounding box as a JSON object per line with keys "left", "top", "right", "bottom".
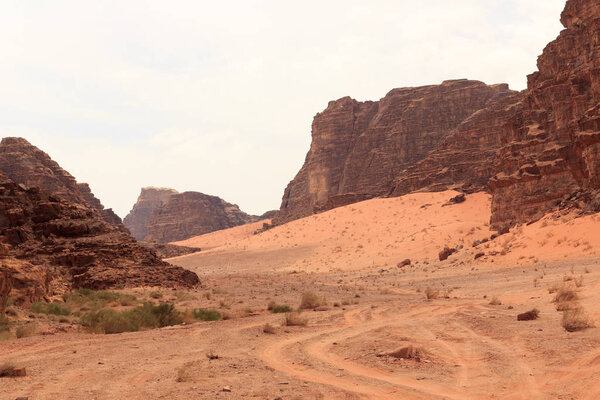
{"left": 144, "top": 192, "right": 257, "bottom": 243}
{"left": 0, "top": 172, "right": 199, "bottom": 304}
{"left": 274, "top": 80, "right": 512, "bottom": 224}
{"left": 488, "top": 0, "right": 600, "bottom": 230}
{"left": 124, "top": 187, "right": 179, "bottom": 240}
{"left": 0, "top": 137, "right": 124, "bottom": 229}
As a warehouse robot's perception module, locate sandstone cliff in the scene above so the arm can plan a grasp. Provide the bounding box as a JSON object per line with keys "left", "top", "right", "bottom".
{"left": 488, "top": 0, "right": 600, "bottom": 229}
{"left": 0, "top": 137, "right": 125, "bottom": 229}
{"left": 145, "top": 191, "right": 258, "bottom": 243}
{"left": 0, "top": 172, "right": 199, "bottom": 305}
{"left": 274, "top": 80, "right": 512, "bottom": 224}
{"left": 124, "top": 187, "right": 179, "bottom": 240}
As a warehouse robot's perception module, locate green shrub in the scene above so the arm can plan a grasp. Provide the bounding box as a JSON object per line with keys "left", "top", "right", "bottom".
{"left": 271, "top": 305, "right": 292, "bottom": 313}
{"left": 82, "top": 302, "right": 182, "bottom": 334}
{"left": 30, "top": 302, "right": 70, "bottom": 316}
{"left": 192, "top": 309, "right": 221, "bottom": 321}
{"left": 81, "top": 309, "right": 140, "bottom": 334}
{"left": 63, "top": 289, "right": 136, "bottom": 310}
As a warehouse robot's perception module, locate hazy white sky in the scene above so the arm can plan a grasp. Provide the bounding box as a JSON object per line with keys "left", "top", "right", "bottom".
{"left": 0, "top": 1, "right": 566, "bottom": 217}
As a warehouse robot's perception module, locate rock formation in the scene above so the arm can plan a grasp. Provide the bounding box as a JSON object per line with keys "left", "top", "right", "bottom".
{"left": 274, "top": 80, "right": 512, "bottom": 224}
{"left": 0, "top": 171, "right": 199, "bottom": 305}
{"left": 144, "top": 191, "right": 258, "bottom": 243}
{"left": 124, "top": 187, "right": 179, "bottom": 240}
{"left": 0, "top": 137, "right": 124, "bottom": 229}
{"left": 277, "top": 0, "right": 600, "bottom": 231}
{"left": 488, "top": 0, "right": 600, "bottom": 230}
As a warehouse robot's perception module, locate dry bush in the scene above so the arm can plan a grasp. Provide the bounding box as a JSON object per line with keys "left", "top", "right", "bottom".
{"left": 15, "top": 323, "right": 37, "bottom": 339}
{"left": 553, "top": 287, "right": 579, "bottom": 311}
{"left": 263, "top": 323, "right": 276, "bottom": 334}
{"left": 489, "top": 297, "right": 502, "bottom": 306}
{"left": 300, "top": 291, "right": 325, "bottom": 310}
{"left": 574, "top": 275, "right": 584, "bottom": 288}
{"left": 562, "top": 307, "right": 594, "bottom": 332}
{"left": 284, "top": 312, "right": 307, "bottom": 327}
{"left": 176, "top": 362, "right": 194, "bottom": 382}
{"left": 548, "top": 284, "right": 561, "bottom": 294}
{"left": 424, "top": 287, "right": 439, "bottom": 300}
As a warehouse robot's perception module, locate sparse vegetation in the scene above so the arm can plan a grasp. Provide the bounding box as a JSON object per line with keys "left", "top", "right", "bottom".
{"left": 562, "top": 307, "right": 594, "bottom": 332}
{"left": 191, "top": 309, "right": 221, "bottom": 321}
{"left": 553, "top": 286, "right": 579, "bottom": 311}
{"left": 271, "top": 305, "right": 292, "bottom": 314}
{"left": 489, "top": 296, "right": 502, "bottom": 306}
{"left": 424, "top": 287, "right": 439, "bottom": 300}
{"left": 30, "top": 302, "right": 70, "bottom": 316}
{"left": 81, "top": 302, "right": 182, "bottom": 334}
{"left": 15, "top": 323, "right": 37, "bottom": 339}
{"left": 263, "top": 323, "right": 276, "bottom": 334}
{"left": 149, "top": 291, "right": 163, "bottom": 299}
{"left": 284, "top": 312, "right": 307, "bottom": 326}
{"left": 299, "top": 291, "right": 325, "bottom": 309}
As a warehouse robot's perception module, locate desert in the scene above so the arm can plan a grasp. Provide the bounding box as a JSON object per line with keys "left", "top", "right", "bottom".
{"left": 2, "top": 0, "right": 600, "bottom": 399}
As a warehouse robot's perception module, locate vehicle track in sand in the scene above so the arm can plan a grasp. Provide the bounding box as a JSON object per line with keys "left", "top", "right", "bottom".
{"left": 257, "top": 301, "right": 552, "bottom": 400}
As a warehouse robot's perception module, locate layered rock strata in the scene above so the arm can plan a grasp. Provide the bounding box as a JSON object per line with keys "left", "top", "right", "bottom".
{"left": 124, "top": 187, "right": 179, "bottom": 240}
{"left": 0, "top": 172, "right": 199, "bottom": 304}
{"left": 0, "top": 137, "right": 124, "bottom": 229}
{"left": 145, "top": 192, "right": 257, "bottom": 243}
{"left": 488, "top": 0, "right": 600, "bottom": 229}
{"left": 274, "top": 80, "right": 512, "bottom": 224}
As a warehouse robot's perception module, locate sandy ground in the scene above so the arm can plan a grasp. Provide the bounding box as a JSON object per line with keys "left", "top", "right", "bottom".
{"left": 2, "top": 191, "right": 600, "bottom": 400}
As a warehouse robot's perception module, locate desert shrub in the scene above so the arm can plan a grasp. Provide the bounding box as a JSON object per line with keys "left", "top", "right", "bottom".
{"left": 424, "top": 287, "right": 439, "bottom": 300}
{"left": 299, "top": 291, "right": 325, "bottom": 309}
{"left": 284, "top": 312, "right": 307, "bottom": 326}
{"left": 191, "top": 308, "right": 221, "bottom": 321}
{"left": 82, "top": 302, "right": 182, "bottom": 334}
{"left": 81, "top": 309, "right": 140, "bottom": 334}
{"left": 15, "top": 323, "right": 37, "bottom": 339}
{"left": 30, "top": 302, "right": 70, "bottom": 316}
{"left": 263, "top": 323, "right": 276, "bottom": 334}
{"left": 63, "top": 289, "right": 133, "bottom": 310}
{"left": 553, "top": 287, "right": 579, "bottom": 310}
{"left": 149, "top": 291, "right": 163, "bottom": 299}
{"left": 562, "top": 307, "right": 594, "bottom": 332}
{"left": 489, "top": 297, "right": 502, "bottom": 306}
{"left": 271, "top": 305, "right": 292, "bottom": 314}
{"left": 134, "top": 303, "right": 182, "bottom": 327}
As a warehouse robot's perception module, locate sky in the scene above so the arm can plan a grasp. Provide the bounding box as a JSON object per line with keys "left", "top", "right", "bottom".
{"left": 0, "top": 0, "right": 567, "bottom": 217}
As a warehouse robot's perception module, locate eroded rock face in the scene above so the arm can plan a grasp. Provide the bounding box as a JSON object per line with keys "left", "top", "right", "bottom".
{"left": 392, "top": 91, "right": 522, "bottom": 196}
{"left": 0, "top": 137, "right": 124, "bottom": 229}
{"left": 124, "top": 187, "right": 179, "bottom": 240}
{"left": 274, "top": 80, "right": 512, "bottom": 224}
{"left": 0, "top": 173, "right": 199, "bottom": 302}
{"left": 488, "top": 0, "right": 600, "bottom": 230}
{"left": 145, "top": 192, "right": 257, "bottom": 243}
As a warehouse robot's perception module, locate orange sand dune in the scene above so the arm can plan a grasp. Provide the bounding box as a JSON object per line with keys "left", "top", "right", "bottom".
{"left": 170, "top": 191, "right": 494, "bottom": 273}
{"left": 171, "top": 190, "right": 600, "bottom": 275}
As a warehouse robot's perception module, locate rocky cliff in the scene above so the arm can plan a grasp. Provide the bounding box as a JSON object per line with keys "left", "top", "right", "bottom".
{"left": 0, "top": 137, "right": 125, "bottom": 229}
{"left": 144, "top": 191, "right": 258, "bottom": 243}
{"left": 488, "top": 0, "right": 600, "bottom": 230}
{"left": 0, "top": 172, "right": 199, "bottom": 305}
{"left": 124, "top": 187, "right": 179, "bottom": 240}
{"left": 274, "top": 80, "right": 512, "bottom": 224}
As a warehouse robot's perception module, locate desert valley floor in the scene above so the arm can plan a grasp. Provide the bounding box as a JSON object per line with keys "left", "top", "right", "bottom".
{"left": 3, "top": 191, "right": 600, "bottom": 400}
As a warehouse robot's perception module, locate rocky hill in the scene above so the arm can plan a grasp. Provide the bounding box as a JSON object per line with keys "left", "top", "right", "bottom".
{"left": 276, "top": 0, "right": 600, "bottom": 231}
{"left": 143, "top": 191, "right": 258, "bottom": 243}
{"left": 0, "top": 137, "right": 124, "bottom": 230}
{"left": 0, "top": 172, "right": 199, "bottom": 306}
{"left": 274, "top": 80, "right": 513, "bottom": 224}
{"left": 487, "top": 0, "right": 600, "bottom": 230}
{"left": 124, "top": 187, "right": 179, "bottom": 240}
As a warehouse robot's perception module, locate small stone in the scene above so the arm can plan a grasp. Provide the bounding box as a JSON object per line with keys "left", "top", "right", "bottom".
{"left": 222, "top": 386, "right": 231, "bottom": 392}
